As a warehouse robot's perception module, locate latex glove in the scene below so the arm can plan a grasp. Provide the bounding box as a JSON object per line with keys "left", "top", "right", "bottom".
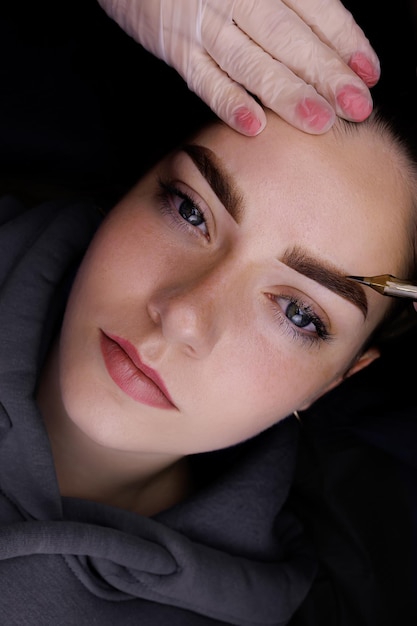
{"left": 96, "top": 0, "right": 380, "bottom": 136}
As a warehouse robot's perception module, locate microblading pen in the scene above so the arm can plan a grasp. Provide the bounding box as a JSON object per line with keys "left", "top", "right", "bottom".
{"left": 348, "top": 274, "right": 417, "bottom": 301}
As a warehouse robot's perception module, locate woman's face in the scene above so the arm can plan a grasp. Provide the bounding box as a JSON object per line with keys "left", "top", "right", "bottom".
{"left": 57, "top": 112, "right": 411, "bottom": 455}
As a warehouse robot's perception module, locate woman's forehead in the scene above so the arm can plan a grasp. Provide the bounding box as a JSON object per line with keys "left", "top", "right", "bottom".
{"left": 193, "top": 112, "right": 406, "bottom": 215}
{"left": 188, "top": 113, "right": 412, "bottom": 276}
{"left": 199, "top": 109, "right": 386, "bottom": 164}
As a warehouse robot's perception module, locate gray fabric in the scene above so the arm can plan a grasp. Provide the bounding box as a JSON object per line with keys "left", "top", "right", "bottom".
{"left": 0, "top": 197, "right": 316, "bottom": 625}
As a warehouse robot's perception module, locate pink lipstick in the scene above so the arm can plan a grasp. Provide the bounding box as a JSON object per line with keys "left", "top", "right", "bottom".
{"left": 100, "top": 331, "right": 176, "bottom": 409}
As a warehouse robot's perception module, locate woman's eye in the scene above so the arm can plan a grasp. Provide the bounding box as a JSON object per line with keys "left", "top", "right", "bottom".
{"left": 175, "top": 195, "right": 206, "bottom": 229}
{"left": 284, "top": 300, "right": 317, "bottom": 332}
{"left": 157, "top": 179, "right": 209, "bottom": 237}
{"left": 275, "top": 295, "right": 331, "bottom": 342}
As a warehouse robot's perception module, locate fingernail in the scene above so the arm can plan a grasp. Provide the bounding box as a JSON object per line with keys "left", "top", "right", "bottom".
{"left": 234, "top": 107, "right": 263, "bottom": 135}
{"left": 295, "top": 98, "right": 334, "bottom": 132}
{"left": 349, "top": 52, "right": 380, "bottom": 87}
{"left": 336, "top": 85, "right": 373, "bottom": 121}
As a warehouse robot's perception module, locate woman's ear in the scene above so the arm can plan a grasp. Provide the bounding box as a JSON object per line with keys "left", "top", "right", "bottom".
{"left": 298, "top": 347, "right": 380, "bottom": 411}
{"left": 343, "top": 346, "right": 380, "bottom": 380}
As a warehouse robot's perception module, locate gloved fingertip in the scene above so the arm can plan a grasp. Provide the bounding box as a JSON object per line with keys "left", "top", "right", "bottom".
{"left": 295, "top": 98, "right": 335, "bottom": 133}
{"left": 336, "top": 85, "right": 373, "bottom": 122}
{"left": 349, "top": 52, "right": 380, "bottom": 87}
{"left": 233, "top": 107, "right": 264, "bottom": 136}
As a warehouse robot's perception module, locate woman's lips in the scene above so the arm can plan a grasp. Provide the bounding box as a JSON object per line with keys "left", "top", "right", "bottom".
{"left": 99, "top": 331, "right": 176, "bottom": 409}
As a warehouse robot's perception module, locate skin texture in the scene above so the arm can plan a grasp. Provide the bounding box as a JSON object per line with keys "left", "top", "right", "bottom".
{"left": 38, "top": 111, "right": 413, "bottom": 514}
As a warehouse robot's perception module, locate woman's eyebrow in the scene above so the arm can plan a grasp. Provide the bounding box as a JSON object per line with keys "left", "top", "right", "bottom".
{"left": 182, "top": 143, "right": 244, "bottom": 222}
{"left": 283, "top": 247, "right": 369, "bottom": 317}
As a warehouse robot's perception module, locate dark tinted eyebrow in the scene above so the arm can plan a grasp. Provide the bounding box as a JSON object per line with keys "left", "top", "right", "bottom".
{"left": 182, "top": 143, "right": 244, "bottom": 223}
{"left": 283, "top": 247, "right": 369, "bottom": 317}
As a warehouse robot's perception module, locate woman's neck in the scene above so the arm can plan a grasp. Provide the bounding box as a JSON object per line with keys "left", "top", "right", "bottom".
{"left": 50, "top": 430, "right": 192, "bottom": 516}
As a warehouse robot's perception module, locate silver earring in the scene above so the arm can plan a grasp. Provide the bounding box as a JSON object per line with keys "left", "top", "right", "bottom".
{"left": 293, "top": 410, "right": 301, "bottom": 423}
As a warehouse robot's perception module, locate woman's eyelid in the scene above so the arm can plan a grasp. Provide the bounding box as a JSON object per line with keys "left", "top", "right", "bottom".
{"left": 172, "top": 179, "right": 209, "bottom": 211}
{"left": 271, "top": 287, "right": 331, "bottom": 337}
{"left": 273, "top": 283, "right": 330, "bottom": 324}
{"left": 164, "top": 155, "right": 233, "bottom": 223}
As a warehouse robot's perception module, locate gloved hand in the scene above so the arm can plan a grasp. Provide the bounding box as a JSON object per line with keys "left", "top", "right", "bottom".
{"left": 96, "top": 0, "right": 380, "bottom": 136}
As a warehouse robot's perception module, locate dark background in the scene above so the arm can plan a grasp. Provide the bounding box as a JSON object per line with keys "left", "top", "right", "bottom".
{"left": 0, "top": 0, "right": 212, "bottom": 209}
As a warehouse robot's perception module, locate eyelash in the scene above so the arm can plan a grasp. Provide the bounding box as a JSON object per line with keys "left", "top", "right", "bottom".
{"left": 268, "top": 293, "right": 333, "bottom": 345}
{"left": 156, "top": 177, "right": 332, "bottom": 345}
{"left": 157, "top": 178, "right": 210, "bottom": 239}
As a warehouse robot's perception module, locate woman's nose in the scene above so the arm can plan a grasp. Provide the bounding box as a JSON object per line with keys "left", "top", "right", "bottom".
{"left": 147, "top": 276, "right": 223, "bottom": 358}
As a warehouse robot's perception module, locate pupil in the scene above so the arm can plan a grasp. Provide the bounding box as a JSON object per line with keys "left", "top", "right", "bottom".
{"left": 288, "top": 302, "right": 309, "bottom": 328}
{"left": 180, "top": 201, "right": 203, "bottom": 226}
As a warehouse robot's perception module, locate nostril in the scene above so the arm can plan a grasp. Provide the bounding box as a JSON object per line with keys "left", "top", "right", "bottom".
{"left": 147, "top": 301, "right": 161, "bottom": 325}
